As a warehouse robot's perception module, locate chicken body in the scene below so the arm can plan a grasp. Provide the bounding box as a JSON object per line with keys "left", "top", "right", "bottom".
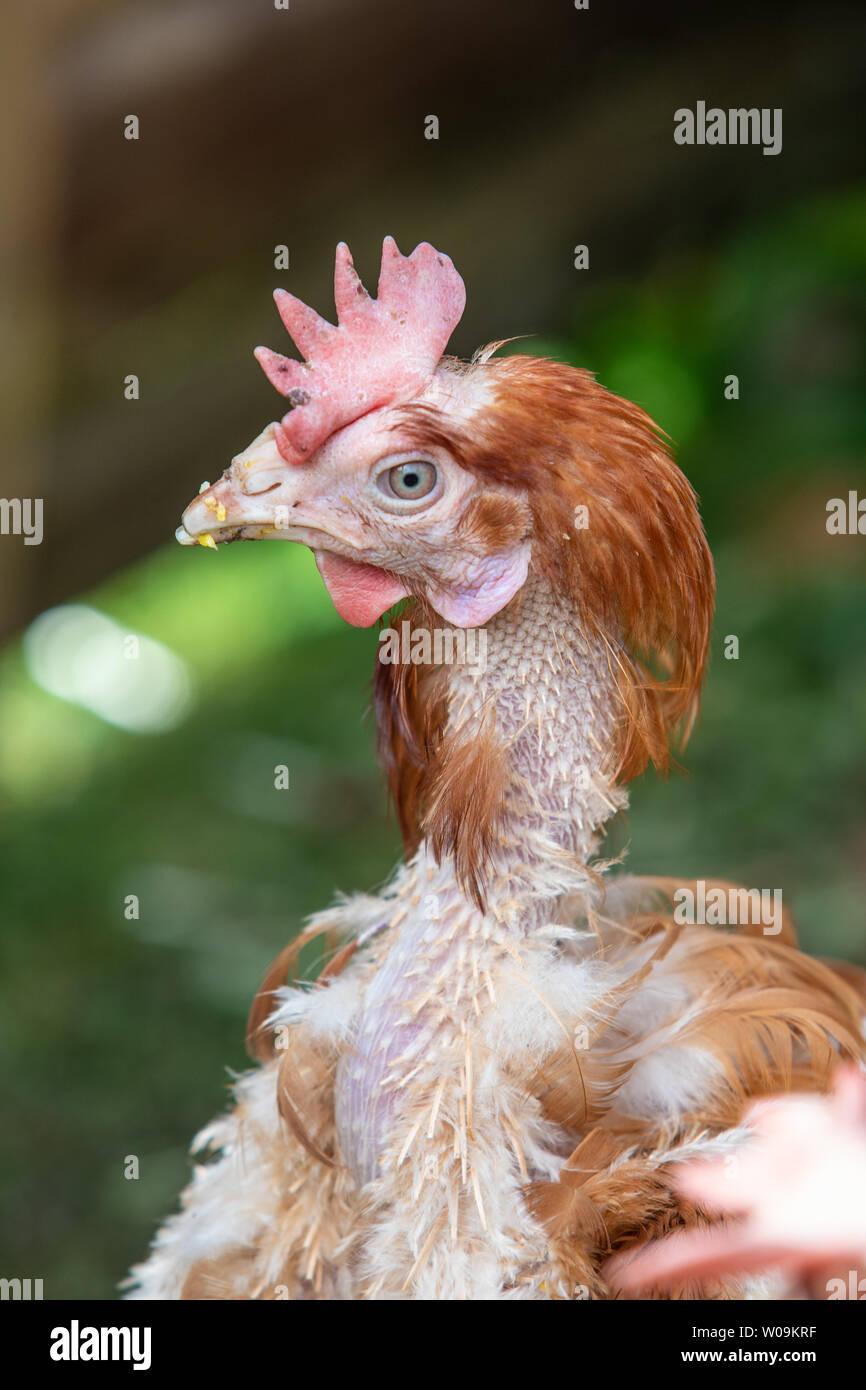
{"left": 128, "top": 573, "right": 863, "bottom": 1300}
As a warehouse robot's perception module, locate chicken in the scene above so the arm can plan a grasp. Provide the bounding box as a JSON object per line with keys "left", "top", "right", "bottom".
{"left": 126, "top": 239, "right": 865, "bottom": 1301}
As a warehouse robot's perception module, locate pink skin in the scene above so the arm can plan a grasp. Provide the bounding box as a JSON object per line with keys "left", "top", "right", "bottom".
{"left": 313, "top": 552, "right": 407, "bottom": 628}
{"left": 177, "top": 375, "right": 530, "bottom": 630}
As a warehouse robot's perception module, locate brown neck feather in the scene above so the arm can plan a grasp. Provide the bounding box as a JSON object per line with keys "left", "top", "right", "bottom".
{"left": 378, "top": 354, "right": 715, "bottom": 904}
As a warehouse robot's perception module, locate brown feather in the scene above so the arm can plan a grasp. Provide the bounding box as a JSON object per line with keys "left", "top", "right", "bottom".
{"left": 522, "top": 887, "right": 865, "bottom": 1295}
{"left": 246, "top": 924, "right": 333, "bottom": 1061}
{"left": 276, "top": 1036, "right": 336, "bottom": 1168}
{"left": 423, "top": 719, "right": 510, "bottom": 911}
{"left": 246, "top": 924, "right": 359, "bottom": 1061}
{"left": 377, "top": 355, "right": 714, "bottom": 898}
{"left": 395, "top": 354, "right": 715, "bottom": 786}
{"left": 180, "top": 1250, "right": 257, "bottom": 1300}
{"left": 372, "top": 601, "right": 450, "bottom": 855}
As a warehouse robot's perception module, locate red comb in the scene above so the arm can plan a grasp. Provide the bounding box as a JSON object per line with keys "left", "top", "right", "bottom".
{"left": 254, "top": 237, "right": 466, "bottom": 464}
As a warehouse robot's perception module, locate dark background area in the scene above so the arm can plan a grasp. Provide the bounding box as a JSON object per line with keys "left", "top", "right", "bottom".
{"left": 0, "top": 0, "right": 864, "bottom": 1297}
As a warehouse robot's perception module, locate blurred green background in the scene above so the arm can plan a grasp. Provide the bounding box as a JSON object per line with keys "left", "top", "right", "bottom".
{"left": 1, "top": 0, "right": 864, "bottom": 1298}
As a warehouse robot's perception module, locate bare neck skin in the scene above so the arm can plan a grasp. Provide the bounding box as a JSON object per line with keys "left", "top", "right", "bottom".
{"left": 336, "top": 568, "right": 626, "bottom": 1184}
{"left": 445, "top": 569, "right": 624, "bottom": 921}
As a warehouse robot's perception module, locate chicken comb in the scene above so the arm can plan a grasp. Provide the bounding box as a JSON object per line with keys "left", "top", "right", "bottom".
{"left": 254, "top": 237, "right": 466, "bottom": 465}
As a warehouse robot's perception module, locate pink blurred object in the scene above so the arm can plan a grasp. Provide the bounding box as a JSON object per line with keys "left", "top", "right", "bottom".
{"left": 254, "top": 237, "right": 466, "bottom": 465}
{"left": 606, "top": 1065, "right": 866, "bottom": 1294}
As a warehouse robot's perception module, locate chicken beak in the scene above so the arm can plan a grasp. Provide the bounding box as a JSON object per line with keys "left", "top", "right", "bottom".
{"left": 174, "top": 419, "right": 410, "bottom": 627}
{"left": 176, "top": 424, "right": 298, "bottom": 548}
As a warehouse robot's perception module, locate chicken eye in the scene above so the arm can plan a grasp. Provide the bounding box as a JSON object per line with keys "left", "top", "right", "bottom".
{"left": 380, "top": 461, "right": 438, "bottom": 502}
